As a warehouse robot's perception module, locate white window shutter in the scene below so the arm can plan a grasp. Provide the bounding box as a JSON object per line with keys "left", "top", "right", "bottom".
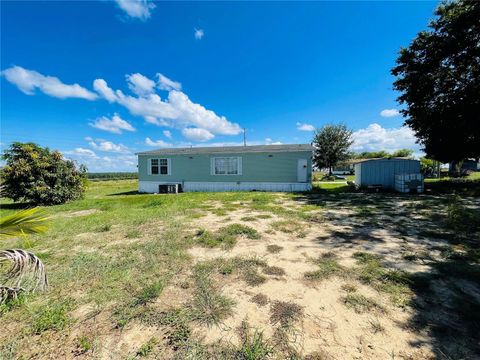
{"left": 148, "top": 158, "right": 151, "bottom": 175}
{"left": 237, "top": 157, "right": 242, "bottom": 175}
{"left": 210, "top": 158, "right": 215, "bottom": 175}
{"left": 167, "top": 158, "right": 171, "bottom": 175}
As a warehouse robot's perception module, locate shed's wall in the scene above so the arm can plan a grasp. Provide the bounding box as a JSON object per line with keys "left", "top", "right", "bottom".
{"left": 138, "top": 151, "right": 312, "bottom": 183}
{"left": 355, "top": 159, "right": 420, "bottom": 188}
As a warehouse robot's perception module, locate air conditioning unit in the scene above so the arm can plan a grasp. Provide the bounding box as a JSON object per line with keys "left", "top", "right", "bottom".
{"left": 158, "top": 184, "right": 180, "bottom": 194}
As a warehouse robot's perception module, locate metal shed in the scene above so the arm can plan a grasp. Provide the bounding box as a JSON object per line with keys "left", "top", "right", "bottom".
{"left": 354, "top": 158, "right": 421, "bottom": 189}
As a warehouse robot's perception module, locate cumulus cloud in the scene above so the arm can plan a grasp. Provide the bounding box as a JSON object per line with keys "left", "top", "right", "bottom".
{"left": 194, "top": 28, "right": 204, "bottom": 40}
{"left": 89, "top": 113, "right": 135, "bottom": 134}
{"left": 380, "top": 109, "right": 400, "bottom": 117}
{"left": 181, "top": 128, "right": 215, "bottom": 142}
{"left": 352, "top": 123, "right": 419, "bottom": 153}
{"left": 126, "top": 73, "right": 155, "bottom": 97}
{"left": 93, "top": 78, "right": 241, "bottom": 136}
{"left": 157, "top": 73, "right": 182, "bottom": 91}
{"left": 145, "top": 137, "right": 172, "bottom": 147}
{"left": 163, "top": 130, "right": 172, "bottom": 139}
{"left": 2, "top": 66, "right": 97, "bottom": 100}
{"left": 296, "top": 122, "right": 315, "bottom": 131}
{"left": 64, "top": 148, "right": 97, "bottom": 157}
{"left": 93, "top": 79, "right": 117, "bottom": 102}
{"left": 114, "top": 0, "right": 155, "bottom": 20}
{"left": 88, "top": 138, "right": 129, "bottom": 153}
{"left": 64, "top": 149, "right": 136, "bottom": 172}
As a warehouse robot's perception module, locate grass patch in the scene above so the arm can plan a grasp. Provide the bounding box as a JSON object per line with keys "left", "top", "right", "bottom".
{"left": 368, "top": 318, "right": 385, "bottom": 334}
{"left": 191, "top": 264, "right": 234, "bottom": 326}
{"left": 31, "top": 300, "right": 73, "bottom": 334}
{"left": 266, "top": 244, "right": 283, "bottom": 254}
{"left": 133, "top": 280, "right": 165, "bottom": 306}
{"left": 136, "top": 337, "right": 157, "bottom": 357}
{"left": 244, "top": 268, "right": 268, "bottom": 286}
{"left": 236, "top": 320, "right": 273, "bottom": 360}
{"left": 125, "top": 229, "right": 142, "bottom": 239}
{"left": 194, "top": 224, "right": 260, "bottom": 249}
{"left": 251, "top": 293, "right": 269, "bottom": 306}
{"left": 304, "top": 253, "right": 345, "bottom": 281}
{"left": 269, "top": 300, "right": 303, "bottom": 329}
{"left": 262, "top": 266, "right": 286, "bottom": 276}
{"left": 342, "top": 294, "right": 384, "bottom": 314}
{"left": 352, "top": 252, "right": 412, "bottom": 307}
{"left": 270, "top": 220, "right": 305, "bottom": 237}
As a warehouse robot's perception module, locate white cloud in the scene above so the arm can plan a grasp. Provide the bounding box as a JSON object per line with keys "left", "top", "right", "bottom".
{"left": 182, "top": 128, "right": 215, "bottom": 142}
{"left": 64, "top": 149, "right": 136, "bottom": 172}
{"left": 126, "top": 73, "right": 155, "bottom": 97}
{"left": 163, "top": 130, "right": 172, "bottom": 139}
{"left": 88, "top": 138, "right": 129, "bottom": 153}
{"left": 265, "top": 138, "right": 283, "bottom": 145}
{"left": 352, "top": 123, "right": 419, "bottom": 153}
{"left": 93, "top": 79, "right": 117, "bottom": 102}
{"left": 157, "top": 73, "right": 182, "bottom": 91}
{"left": 89, "top": 113, "right": 135, "bottom": 134}
{"left": 296, "top": 122, "right": 315, "bottom": 131}
{"left": 145, "top": 137, "right": 172, "bottom": 147}
{"left": 194, "top": 28, "right": 204, "bottom": 40}
{"left": 2, "top": 66, "right": 97, "bottom": 100}
{"left": 380, "top": 109, "right": 400, "bottom": 117}
{"left": 93, "top": 78, "right": 242, "bottom": 136}
{"left": 114, "top": 0, "right": 155, "bottom": 20}
{"left": 64, "top": 148, "right": 97, "bottom": 157}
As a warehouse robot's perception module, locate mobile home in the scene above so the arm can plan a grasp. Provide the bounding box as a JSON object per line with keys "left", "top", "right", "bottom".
{"left": 137, "top": 144, "right": 313, "bottom": 193}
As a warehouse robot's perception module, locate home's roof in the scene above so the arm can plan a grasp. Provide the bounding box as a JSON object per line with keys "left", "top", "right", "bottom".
{"left": 136, "top": 144, "right": 313, "bottom": 156}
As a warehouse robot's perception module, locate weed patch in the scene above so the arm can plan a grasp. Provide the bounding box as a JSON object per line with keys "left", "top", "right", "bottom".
{"left": 342, "top": 294, "right": 384, "bottom": 314}
{"left": 266, "top": 244, "right": 283, "bottom": 254}
{"left": 304, "top": 253, "right": 345, "bottom": 281}
{"left": 31, "top": 300, "right": 73, "bottom": 334}
{"left": 270, "top": 300, "right": 303, "bottom": 329}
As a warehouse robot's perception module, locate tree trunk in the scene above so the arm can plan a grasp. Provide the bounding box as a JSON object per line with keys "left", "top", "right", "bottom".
{"left": 329, "top": 166, "right": 332, "bottom": 176}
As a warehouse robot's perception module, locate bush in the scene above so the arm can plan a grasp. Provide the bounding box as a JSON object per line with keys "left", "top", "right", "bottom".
{"left": 1, "top": 142, "right": 87, "bottom": 205}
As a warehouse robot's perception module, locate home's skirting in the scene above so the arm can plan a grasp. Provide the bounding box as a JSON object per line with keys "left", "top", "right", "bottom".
{"left": 138, "top": 181, "right": 311, "bottom": 193}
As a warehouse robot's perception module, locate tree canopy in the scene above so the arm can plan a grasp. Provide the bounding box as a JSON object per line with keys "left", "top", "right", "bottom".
{"left": 353, "top": 149, "right": 414, "bottom": 159}
{"left": 312, "top": 124, "right": 353, "bottom": 175}
{"left": 1, "top": 142, "right": 87, "bottom": 205}
{"left": 392, "top": 0, "right": 480, "bottom": 163}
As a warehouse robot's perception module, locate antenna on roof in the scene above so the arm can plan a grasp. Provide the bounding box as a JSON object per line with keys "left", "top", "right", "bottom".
{"left": 243, "top": 128, "right": 246, "bottom": 146}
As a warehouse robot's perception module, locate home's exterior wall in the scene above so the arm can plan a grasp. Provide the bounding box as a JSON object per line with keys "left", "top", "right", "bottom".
{"left": 138, "top": 151, "right": 312, "bottom": 192}
{"left": 355, "top": 159, "right": 420, "bottom": 188}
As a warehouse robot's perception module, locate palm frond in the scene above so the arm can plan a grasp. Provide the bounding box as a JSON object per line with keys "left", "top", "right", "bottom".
{"left": 0, "top": 249, "right": 48, "bottom": 294}
{"left": 0, "top": 208, "right": 50, "bottom": 238}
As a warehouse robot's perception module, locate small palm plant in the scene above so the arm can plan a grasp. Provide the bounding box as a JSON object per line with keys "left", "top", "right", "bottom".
{"left": 0, "top": 208, "right": 49, "bottom": 303}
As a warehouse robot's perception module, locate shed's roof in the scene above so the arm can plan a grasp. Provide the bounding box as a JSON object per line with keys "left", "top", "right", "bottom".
{"left": 354, "top": 157, "right": 415, "bottom": 165}
{"left": 137, "top": 144, "right": 313, "bottom": 156}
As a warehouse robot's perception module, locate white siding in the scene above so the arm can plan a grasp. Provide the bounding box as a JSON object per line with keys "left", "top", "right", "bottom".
{"left": 139, "top": 181, "right": 311, "bottom": 193}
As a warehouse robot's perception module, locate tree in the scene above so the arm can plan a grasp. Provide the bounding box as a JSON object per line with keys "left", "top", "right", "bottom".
{"left": 392, "top": 0, "right": 480, "bottom": 163}
{"left": 1, "top": 208, "right": 49, "bottom": 303}
{"left": 312, "top": 124, "right": 353, "bottom": 175}
{"left": 1, "top": 142, "right": 87, "bottom": 205}
{"left": 391, "top": 149, "right": 414, "bottom": 158}
{"left": 420, "top": 157, "right": 437, "bottom": 177}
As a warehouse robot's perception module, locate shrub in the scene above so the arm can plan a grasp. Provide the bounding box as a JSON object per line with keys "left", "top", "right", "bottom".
{"left": 1, "top": 142, "right": 87, "bottom": 205}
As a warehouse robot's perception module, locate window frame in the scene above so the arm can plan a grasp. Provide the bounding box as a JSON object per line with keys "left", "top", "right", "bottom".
{"left": 211, "top": 156, "right": 242, "bottom": 176}
{"left": 149, "top": 158, "right": 171, "bottom": 176}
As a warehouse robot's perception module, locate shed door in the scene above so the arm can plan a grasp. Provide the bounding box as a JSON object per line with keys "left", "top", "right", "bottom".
{"left": 297, "top": 159, "right": 308, "bottom": 182}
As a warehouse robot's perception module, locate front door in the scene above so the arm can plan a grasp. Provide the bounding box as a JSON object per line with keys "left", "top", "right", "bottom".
{"left": 297, "top": 159, "right": 307, "bottom": 182}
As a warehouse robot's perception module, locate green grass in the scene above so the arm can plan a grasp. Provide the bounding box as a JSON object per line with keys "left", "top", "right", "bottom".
{"left": 304, "top": 253, "right": 345, "bottom": 281}
{"left": 31, "top": 300, "right": 73, "bottom": 334}
{"left": 194, "top": 223, "right": 260, "bottom": 249}
{"left": 342, "top": 294, "right": 384, "bottom": 314}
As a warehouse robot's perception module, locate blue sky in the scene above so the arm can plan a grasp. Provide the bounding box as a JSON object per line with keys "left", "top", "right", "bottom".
{"left": 1, "top": 0, "right": 438, "bottom": 171}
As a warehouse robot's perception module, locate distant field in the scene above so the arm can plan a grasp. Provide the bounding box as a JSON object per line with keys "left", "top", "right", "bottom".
{"left": 86, "top": 172, "right": 138, "bottom": 181}
{"left": 1, "top": 179, "right": 479, "bottom": 359}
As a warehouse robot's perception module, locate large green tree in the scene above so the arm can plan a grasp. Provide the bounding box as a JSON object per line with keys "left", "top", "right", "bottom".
{"left": 1, "top": 142, "right": 87, "bottom": 205}
{"left": 312, "top": 124, "right": 353, "bottom": 175}
{"left": 392, "top": 0, "right": 480, "bottom": 163}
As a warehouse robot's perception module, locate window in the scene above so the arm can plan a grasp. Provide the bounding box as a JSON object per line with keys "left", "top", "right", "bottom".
{"left": 150, "top": 158, "right": 169, "bottom": 175}
{"left": 212, "top": 157, "right": 241, "bottom": 175}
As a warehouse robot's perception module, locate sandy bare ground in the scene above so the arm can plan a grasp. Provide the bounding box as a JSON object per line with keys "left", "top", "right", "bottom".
{"left": 179, "top": 204, "right": 436, "bottom": 359}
